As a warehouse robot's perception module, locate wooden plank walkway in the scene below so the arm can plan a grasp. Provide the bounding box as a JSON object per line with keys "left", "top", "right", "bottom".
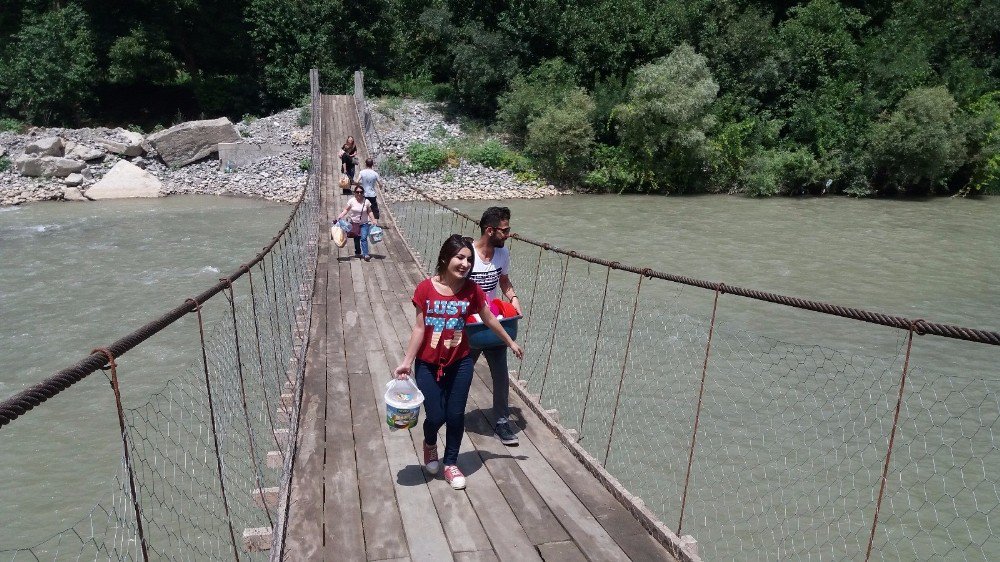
{"left": 282, "top": 94, "right": 678, "bottom": 561}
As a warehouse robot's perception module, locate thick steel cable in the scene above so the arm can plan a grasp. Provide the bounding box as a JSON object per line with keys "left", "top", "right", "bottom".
{"left": 0, "top": 180, "right": 313, "bottom": 429}
{"left": 865, "top": 322, "right": 918, "bottom": 561}
{"left": 404, "top": 186, "right": 999, "bottom": 346}
{"left": 188, "top": 298, "right": 240, "bottom": 561}
{"left": 677, "top": 286, "right": 723, "bottom": 536}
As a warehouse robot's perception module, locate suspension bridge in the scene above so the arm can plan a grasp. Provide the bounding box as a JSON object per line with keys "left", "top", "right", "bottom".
{"left": 2, "top": 70, "right": 999, "bottom": 561}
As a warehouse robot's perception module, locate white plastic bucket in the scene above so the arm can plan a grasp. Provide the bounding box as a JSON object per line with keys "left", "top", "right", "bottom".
{"left": 384, "top": 376, "right": 424, "bottom": 430}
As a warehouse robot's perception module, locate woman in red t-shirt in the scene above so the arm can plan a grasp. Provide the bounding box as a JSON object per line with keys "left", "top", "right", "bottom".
{"left": 394, "top": 234, "right": 523, "bottom": 490}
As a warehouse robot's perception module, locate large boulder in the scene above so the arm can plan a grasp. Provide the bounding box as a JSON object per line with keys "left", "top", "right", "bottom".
{"left": 85, "top": 160, "right": 162, "bottom": 199}
{"left": 64, "top": 141, "right": 105, "bottom": 162}
{"left": 14, "top": 154, "right": 85, "bottom": 177}
{"left": 94, "top": 129, "right": 146, "bottom": 157}
{"left": 24, "top": 136, "right": 64, "bottom": 156}
{"left": 148, "top": 117, "right": 241, "bottom": 167}
{"left": 62, "top": 186, "right": 88, "bottom": 201}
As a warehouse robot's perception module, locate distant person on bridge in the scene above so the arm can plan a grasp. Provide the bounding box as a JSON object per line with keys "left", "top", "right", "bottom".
{"left": 358, "top": 158, "right": 384, "bottom": 220}
{"left": 468, "top": 206, "right": 522, "bottom": 446}
{"left": 334, "top": 185, "right": 378, "bottom": 261}
{"left": 340, "top": 136, "right": 358, "bottom": 194}
{"left": 394, "top": 234, "right": 524, "bottom": 490}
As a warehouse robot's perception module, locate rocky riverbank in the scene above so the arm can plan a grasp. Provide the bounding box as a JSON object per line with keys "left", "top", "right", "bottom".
{"left": 0, "top": 109, "right": 310, "bottom": 207}
{"left": 0, "top": 98, "right": 565, "bottom": 207}
{"left": 366, "top": 98, "right": 567, "bottom": 202}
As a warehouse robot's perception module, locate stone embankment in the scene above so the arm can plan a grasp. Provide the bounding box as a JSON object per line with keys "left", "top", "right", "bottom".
{"left": 366, "top": 98, "right": 567, "bottom": 202}
{"left": 0, "top": 99, "right": 564, "bottom": 207}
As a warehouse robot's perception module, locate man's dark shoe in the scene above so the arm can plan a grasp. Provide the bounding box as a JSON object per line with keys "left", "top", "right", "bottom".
{"left": 495, "top": 418, "right": 519, "bottom": 446}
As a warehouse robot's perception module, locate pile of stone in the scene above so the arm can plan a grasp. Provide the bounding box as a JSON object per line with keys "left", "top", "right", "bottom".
{"left": 0, "top": 108, "right": 310, "bottom": 207}
{"left": 367, "top": 98, "right": 566, "bottom": 202}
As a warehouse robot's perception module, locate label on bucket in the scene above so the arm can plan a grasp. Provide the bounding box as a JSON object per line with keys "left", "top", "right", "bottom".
{"left": 386, "top": 404, "right": 419, "bottom": 429}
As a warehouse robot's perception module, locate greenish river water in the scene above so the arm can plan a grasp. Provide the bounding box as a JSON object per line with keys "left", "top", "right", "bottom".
{"left": 1, "top": 194, "right": 997, "bottom": 558}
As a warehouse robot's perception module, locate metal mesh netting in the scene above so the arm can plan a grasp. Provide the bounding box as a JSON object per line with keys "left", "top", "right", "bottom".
{"left": 382, "top": 190, "right": 1000, "bottom": 561}
{"left": 2, "top": 184, "right": 319, "bottom": 561}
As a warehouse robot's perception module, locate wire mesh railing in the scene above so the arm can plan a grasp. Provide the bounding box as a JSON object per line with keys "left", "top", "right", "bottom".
{"left": 0, "top": 70, "right": 322, "bottom": 561}
{"left": 353, "top": 77, "right": 1000, "bottom": 561}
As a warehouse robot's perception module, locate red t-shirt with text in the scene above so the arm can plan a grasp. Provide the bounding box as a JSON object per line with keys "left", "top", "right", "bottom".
{"left": 412, "top": 278, "right": 486, "bottom": 371}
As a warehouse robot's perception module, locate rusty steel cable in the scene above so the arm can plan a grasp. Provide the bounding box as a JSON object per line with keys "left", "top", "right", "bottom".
{"left": 403, "top": 185, "right": 999, "bottom": 347}
{"left": 0, "top": 186, "right": 312, "bottom": 430}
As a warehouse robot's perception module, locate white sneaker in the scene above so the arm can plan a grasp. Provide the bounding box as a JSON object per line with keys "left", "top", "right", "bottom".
{"left": 443, "top": 465, "right": 466, "bottom": 490}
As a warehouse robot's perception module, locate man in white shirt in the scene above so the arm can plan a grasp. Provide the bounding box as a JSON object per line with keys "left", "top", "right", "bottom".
{"left": 358, "top": 158, "right": 384, "bottom": 219}
{"left": 468, "top": 207, "right": 522, "bottom": 445}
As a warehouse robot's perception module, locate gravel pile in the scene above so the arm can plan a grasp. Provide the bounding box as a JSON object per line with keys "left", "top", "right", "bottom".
{"left": 367, "top": 99, "right": 566, "bottom": 202}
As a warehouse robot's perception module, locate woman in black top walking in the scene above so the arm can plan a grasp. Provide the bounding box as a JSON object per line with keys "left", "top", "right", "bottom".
{"left": 341, "top": 136, "right": 358, "bottom": 194}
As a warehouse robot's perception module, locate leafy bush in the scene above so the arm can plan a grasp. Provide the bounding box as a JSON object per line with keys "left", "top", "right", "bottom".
{"left": 497, "top": 58, "right": 580, "bottom": 145}
{"left": 299, "top": 158, "right": 311, "bottom": 171}
{"left": 744, "top": 148, "right": 823, "bottom": 197}
{"left": 583, "top": 145, "right": 642, "bottom": 193}
{"left": 525, "top": 89, "right": 596, "bottom": 185}
{"left": 0, "top": 118, "right": 23, "bottom": 132}
{"left": 962, "top": 91, "right": 1000, "bottom": 196}
{"left": 383, "top": 70, "right": 449, "bottom": 100}
{"left": 297, "top": 105, "right": 310, "bottom": 127}
{"left": 406, "top": 142, "right": 449, "bottom": 174}
{"left": 0, "top": 157, "right": 10, "bottom": 173}
{"left": 242, "top": 113, "right": 259, "bottom": 124}
{"left": 616, "top": 44, "right": 719, "bottom": 192}
{"left": 380, "top": 156, "right": 407, "bottom": 177}
{"left": 868, "top": 86, "right": 967, "bottom": 194}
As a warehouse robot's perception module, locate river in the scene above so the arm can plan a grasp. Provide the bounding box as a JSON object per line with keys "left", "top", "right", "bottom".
{"left": 1, "top": 194, "right": 997, "bottom": 557}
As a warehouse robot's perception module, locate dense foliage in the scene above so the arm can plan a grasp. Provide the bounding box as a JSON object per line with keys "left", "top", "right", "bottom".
{"left": 1, "top": 0, "right": 996, "bottom": 196}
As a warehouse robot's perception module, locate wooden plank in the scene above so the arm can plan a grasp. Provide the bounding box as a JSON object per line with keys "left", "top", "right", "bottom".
{"left": 536, "top": 541, "right": 587, "bottom": 562}
{"left": 349, "top": 364, "right": 408, "bottom": 560}
{"left": 324, "top": 251, "right": 365, "bottom": 559}
{"left": 454, "top": 551, "right": 499, "bottom": 562}
{"left": 365, "top": 348, "right": 454, "bottom": 562}
{"left": 496, "top": 375, "right": 677, "bottom": 562}
{"left": 339, "top": 248, "right": 409, "bottom": 561}
{"left": 462, "top": 405, "right": 570, "bottom": 546}
{"left": 465, "top": 367, "right": 637, "bottom": 561}
{"left": 340, "top": 255, "right": 367, "bottom": 374}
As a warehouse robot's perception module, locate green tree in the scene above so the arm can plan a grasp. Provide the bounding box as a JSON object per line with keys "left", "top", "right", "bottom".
{"left": 496, "top": 58, "right": 579, "bottom": 144}
{"left": 525, "top": 88, "right": 595, "bottom": 185}
{"left": 447, "top": 21, "right": 520, "bottom": 117}
{"left": 106, "top": 26, "right": 179, "bottom": 85}
{"left": 0, "top": 4, "right": 98, "bottom": 124}
{"left": 615, "top": 44, "right": 718, "bottom": 192}
{"left": 869, "top": 86, "right": 967, "bottom": 194}
{"left": 962, "top": 91, "right": 1000, "bottom": 196}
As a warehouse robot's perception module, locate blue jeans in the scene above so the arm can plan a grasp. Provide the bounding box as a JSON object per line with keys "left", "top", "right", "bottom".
{"left": 352, "top": 223, "right": 371, "bottom": 256}
{"left": 470, "top": 347, "right": 509, "bottom": 421}
{"left": 414, "top": 356, "right": 473, "bottom": 465}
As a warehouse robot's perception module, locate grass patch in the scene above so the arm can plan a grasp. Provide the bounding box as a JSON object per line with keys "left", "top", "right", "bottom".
{"left": 0, "top": 157, "right": 11, "bottom": 173}
{"left": 0, "top": 118, "right": 23, "bottom": 132}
